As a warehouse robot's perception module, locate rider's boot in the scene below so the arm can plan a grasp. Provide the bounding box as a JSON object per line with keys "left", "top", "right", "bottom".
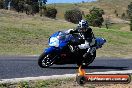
{"left": 83, "top": 47, "right": 96, "bottom": 58}
{"left": 69, "top": 45, "right": 79, "bottom": 53}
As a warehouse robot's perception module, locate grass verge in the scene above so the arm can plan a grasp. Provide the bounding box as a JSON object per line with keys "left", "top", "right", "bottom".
{"left": 0, "top": 77, "right": 132, "bottom": 88}
{"left": 0, "top": 10, "right": 132, "bottom": 57}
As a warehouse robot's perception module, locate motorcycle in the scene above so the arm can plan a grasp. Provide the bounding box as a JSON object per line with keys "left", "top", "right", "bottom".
{"left": 38, "top": 31, "right": 106, "bottom": 68}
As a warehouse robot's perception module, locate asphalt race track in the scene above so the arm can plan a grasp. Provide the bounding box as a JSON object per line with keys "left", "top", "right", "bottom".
{"left": 0, "top": 56, "right": 132, "bottom": 79}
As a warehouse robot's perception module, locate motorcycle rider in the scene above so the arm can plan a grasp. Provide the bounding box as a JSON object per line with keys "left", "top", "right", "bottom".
{"left": 67, "top": 19, "right": 96, "bottom": 58}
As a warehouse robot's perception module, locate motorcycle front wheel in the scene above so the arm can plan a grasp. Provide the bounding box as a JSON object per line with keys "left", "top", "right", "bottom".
{"left": 38, "top": 52, "right": 57, "bottom": 68}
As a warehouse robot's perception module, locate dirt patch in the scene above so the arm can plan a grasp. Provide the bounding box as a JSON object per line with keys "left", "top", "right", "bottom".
{"left": 120, "top": 26, "right": 130, "bottom": 32}
{"left": 94, "top": 83, "right": 132, "bottom": 88}
{"left": 60, "top": 79, "right": 132, "bottom": 88}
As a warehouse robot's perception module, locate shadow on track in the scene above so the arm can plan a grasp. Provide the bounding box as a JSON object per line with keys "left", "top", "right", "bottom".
{"left": 49, "top": 66, "right": 128, "bottom": 70}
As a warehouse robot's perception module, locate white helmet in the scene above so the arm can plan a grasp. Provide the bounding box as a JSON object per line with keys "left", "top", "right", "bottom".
{"left": 78, "top": 19, "right": 89, "bottom": 29}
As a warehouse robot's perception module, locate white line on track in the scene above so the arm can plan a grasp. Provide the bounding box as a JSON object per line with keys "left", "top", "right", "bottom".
{"left": 0, "top": 70, "right": 132, "bottom": 84}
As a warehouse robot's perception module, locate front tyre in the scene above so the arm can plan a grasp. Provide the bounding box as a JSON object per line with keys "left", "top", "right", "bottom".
{"left": 38, "top": 52, "right": 56, "bottom": 68}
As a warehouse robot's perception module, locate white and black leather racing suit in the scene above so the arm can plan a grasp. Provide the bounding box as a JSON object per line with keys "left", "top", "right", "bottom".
{"left": 67, "top": 27, "right": 96, "bottom": 58}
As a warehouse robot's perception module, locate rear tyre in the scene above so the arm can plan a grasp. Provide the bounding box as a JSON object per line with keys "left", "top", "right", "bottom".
{"left": 77, "top": 51, "right": 96, "bottom": 67}
{"left": 77, "top": 58, "right": 95, "bottom": 68}
{"left": 38, "top": 52, "right": 56, "bottom": 68}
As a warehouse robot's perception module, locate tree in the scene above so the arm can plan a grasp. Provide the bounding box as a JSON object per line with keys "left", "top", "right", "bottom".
{"left": 127, "top": 2, "right": 132, "bottom": 31}
{"left": 114, "top": 10, "right": 118, "bottom": 17}
{"left": 82, "top": 1, "right": 85, "bottom": 3}
{"left": 121, "top": 13, "right": 126, "bottom": 19}
{"left": 116, "top": 13, "right": 118, "bottom": 17}
{"left": 0, "top": 0, "right": 4, "bottom": 9}
{"left": 104, "top": 16, "right": 110, "bottom": 29}
{"left": 64, "top": 9, "right": 82, "bottom": 24}
{"left": 127, "top": 2, "right": 132, "bottom": 18}
{"left": 114, "top": 10, "right": 117, "bottom": 14}
{"left": 85, "top": 7, "right": 104, "bottom": 27}
{"left": 44, "top": 7, "right": 57, "bottom": 19}
{"left": 38, "top": 0, "right": 47, "bottom": 16}
{"left": 130, "top": 17, "right": 132, "bottom": 31}
{"left": 89, "top": 7, "right": 104, "bottom": 16}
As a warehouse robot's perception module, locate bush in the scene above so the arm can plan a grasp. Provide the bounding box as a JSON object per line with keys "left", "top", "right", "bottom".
{"left": 31, "top": 2, "right": 39, "bottom": 14}
{"left": 127, "top": 2, "right": 132, "bottom": 18}
{"left": 0, "top": 0, "right": 3, "bottom": 9}
{"left": 64, "top": 9, "right": 82, "bottom": 24}
{"left": 127, "top": 2, "right": 132, "bottom": 31}
{"left": 130, "top": 17, "right": 132, "bottom": 31}
{"left": 85, "top": 7, "right": 104, "bottom": 27}
{"left": 121, "top": 13, "right": 126, "bottom": 19}
{"left": 44, "top": 7, "right": 57, "bottom": 19}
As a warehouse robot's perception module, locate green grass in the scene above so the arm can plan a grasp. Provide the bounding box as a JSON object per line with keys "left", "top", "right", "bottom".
{"left": 0, "top": 10, "right": 76, "bottom": 55}
{"left": 0, "top": 10, "right": 132, "bottom": 57}
{"left": 93, "top": 27, "right": 132, "bottom": 57}
{"left": 0, "top": 78, "right": 76, "bottom": 88}
{"left": 102, "top": 23, "right": 129, "bottom": 30}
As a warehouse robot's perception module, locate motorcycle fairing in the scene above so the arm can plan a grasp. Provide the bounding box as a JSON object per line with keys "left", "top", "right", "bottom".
{"left": 96, "top": 37, "right": 106, "bottom": 49}
{"left": 44, "top": 46, "right": 60, "bottom": 55}
{"left": 48, "top": 31, "right": 72, "bottom": 50}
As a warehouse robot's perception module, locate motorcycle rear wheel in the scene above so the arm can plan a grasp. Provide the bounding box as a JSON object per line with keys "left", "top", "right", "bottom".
{"left": 77, "top": 57, "right": 95, "bottom": 67}
{"left": 77, "top": 51, "right": 96, "bottom": 67}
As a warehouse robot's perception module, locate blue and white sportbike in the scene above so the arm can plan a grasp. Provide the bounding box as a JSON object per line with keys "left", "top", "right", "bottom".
{"left": 38, "top": 31, "right": 106, "bottom": 68}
